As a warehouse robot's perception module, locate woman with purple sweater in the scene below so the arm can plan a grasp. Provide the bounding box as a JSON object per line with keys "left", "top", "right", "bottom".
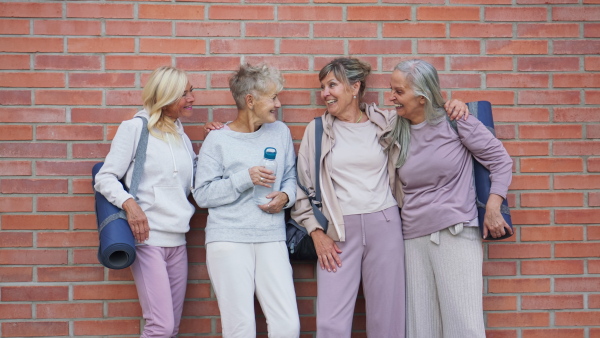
{"left": 388, "top": 59, "right": 513, "bottom": 337}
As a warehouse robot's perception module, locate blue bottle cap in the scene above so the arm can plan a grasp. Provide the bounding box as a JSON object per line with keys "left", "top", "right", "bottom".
{"left": 264, "top": 147, "right": 277, "bottom": 160}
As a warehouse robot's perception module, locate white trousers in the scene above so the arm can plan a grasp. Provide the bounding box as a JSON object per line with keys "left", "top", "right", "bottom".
{"left": 405, "top": 225, "right": 486, "bottom": 338}
{"left": 206, "top": 241, "right": 300, "bottom": 338}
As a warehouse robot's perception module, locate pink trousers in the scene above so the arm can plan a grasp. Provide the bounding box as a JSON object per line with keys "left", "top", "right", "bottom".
{"left": 130, "top": 245, "right": 188, "bottom": 338}
{"left": 316, "top": 206, "right": 406, "bottom": 338}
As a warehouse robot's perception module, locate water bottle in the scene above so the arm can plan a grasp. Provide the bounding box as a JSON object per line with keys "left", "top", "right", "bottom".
{"left": 253, "top": 147, "right": 278, "bottom": 205}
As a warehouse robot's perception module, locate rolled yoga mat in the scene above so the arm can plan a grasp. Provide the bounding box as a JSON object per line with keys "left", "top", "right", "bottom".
{"left": 92, "top": 162, "right": 136, "bottom": 269}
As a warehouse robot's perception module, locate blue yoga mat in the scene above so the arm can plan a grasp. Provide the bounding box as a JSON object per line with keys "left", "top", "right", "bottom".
{"left": 468, "top": 101, "right": 513, "bottom": 240}
{"left": 92, "top": 162, "right": 136, "bottom": 269}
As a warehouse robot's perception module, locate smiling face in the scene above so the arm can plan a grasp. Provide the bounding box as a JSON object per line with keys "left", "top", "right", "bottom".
{"left": 320, "top": 72, "right": 359, "bottom": 118}
{"left": 163, "top": 82, "right": 194, "bottom": 120}
{"left": 389, "top": 70, "right": 426, "bottom": 124}
{"left": 250, "top": 82, "right": 281, "bottom": 125}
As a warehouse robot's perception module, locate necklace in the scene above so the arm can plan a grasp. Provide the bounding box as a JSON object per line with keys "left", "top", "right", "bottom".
{"left": 355, "top": 112, "right": 363, "bottom": 123}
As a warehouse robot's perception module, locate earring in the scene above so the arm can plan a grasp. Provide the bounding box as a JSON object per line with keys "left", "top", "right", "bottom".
{"left": 353, "top": 95, "right": 356, "bottom": 99}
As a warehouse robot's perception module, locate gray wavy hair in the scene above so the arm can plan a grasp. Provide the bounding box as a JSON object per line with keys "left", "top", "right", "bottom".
{"left": 388, "top": 59, "right": 447, "bottom": 168}
{"left": 229, "top": 63, "right": 284, "bottom": 110}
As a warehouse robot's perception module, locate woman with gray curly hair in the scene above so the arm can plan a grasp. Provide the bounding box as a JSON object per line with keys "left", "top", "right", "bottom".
{"left": 193, "top": 63, "right": 299, "bottom": 338}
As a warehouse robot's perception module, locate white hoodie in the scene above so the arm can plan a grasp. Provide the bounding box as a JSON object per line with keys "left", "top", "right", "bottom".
{"left": 94, "top": 110, "right": 196, "bottom": 247}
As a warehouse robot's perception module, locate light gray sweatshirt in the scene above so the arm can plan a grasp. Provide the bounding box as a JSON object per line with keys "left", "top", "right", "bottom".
{"left": 193, "top": 121, "right": 297, "bottom": 244}
{"left": 94, "top": 110, "right": 196, "bottom": 247}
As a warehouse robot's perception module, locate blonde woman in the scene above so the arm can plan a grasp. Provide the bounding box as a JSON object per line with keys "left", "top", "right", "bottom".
{"left": 95, "top": 66, "right": 197, "bottom": 337}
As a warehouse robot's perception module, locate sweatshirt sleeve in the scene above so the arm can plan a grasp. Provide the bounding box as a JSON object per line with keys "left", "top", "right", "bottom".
{"left": 290, "top": 121, "right": 324, "bottom": 235}
{"left": 457, "top": 115, "right": 513, "bottom": 199}
{"left": 93, "top": 119, "right": 140, "bottom": 208}
{"left": 192, "top": 135, "right": 254, "bottom": 208}
{"left": 279, "top": 126, "right": 297, "bottom": 209}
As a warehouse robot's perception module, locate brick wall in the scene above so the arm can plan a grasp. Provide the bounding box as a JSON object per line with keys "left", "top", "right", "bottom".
{"left": 0, "top": 0, "right": 598, "bottom": 337}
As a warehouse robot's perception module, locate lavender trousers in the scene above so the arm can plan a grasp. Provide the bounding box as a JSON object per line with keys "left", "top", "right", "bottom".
{"left": 316, "top": 206, "right": 405, "bottom": 338}
{"left": 130, "top": 245, "right": 188, "bottom": 338}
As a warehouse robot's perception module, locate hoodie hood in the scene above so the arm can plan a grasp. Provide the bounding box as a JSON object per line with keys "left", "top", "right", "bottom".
{"left": 134, "top": 109, "right": 186, "bottom": 136}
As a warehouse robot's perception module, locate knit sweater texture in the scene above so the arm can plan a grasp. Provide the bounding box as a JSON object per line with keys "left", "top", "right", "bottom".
{"left": 193, "top": 121, "right": 297, "bottom": 244}
{"left": 94, "top": 110, "right": 196, "bottom": 247}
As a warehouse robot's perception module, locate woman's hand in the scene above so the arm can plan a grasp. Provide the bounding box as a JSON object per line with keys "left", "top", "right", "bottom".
{"left": 311, "top": 229, "right": 342, "bottom": 272}
{"left": 258, "top": 191, "right": 289, "bottom": 214}
{"left": 483, "top": 194, "right": 513, "bottom": 239}
{"left": 444, "top": 99, "right": 470, "bottom": 121}
{"left": 203, "top": 121, "right": 224, "bottom": 136}
{"left": 122, "top": 198, "right": 150, "bottom": 243}
{"left": 249, "top": 166, "right": 276, "bottom": 187}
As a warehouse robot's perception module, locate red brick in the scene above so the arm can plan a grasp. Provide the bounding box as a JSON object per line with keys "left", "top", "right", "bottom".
{"left": 0, "top": 232, "right": 32, "bottom": 247}
{"left": 591, "top": 294, "right": 600, "bottom": 308}
{"left": 281, "top": 40, "right": 344, "bottom": 55}
{"left": 67, "top": 3, "right": 133, "bottom": 18}
{"left": 73, "top": 214, "right": 97, "bottom": 231}
{"left": 2, "top": 286, "right": 68, "bottom": 301}
{"left": 590, "top": 227, "right": 600, "bottom": 240}
{"left": 0, "top": 196, "right": 32, "bottom": 212}
{"left": 38, "top": 267, "right": 104, "bottom": 282}
{"left": 555, "top": 40, "right": 600, "bottom": 55}
{"left": 0, "top": 19, "right": 29, "bottom": 34}
{"left": 2, "top": 322, "right": 68, "bottom": 337}
{"left": 73, "top": 248, "right": 98, "bottom": 264}
{"left": 2, "top": 214, "right": 69, "bottom": 230}
{"left": 487, "top": 312, "right": 549, "bottom": 327}
{"left": 487, "top": 74, "right": 549, "bottom": 88}
{"left": 0, "top": 142, "right": 66, "bottom": 158}
{"left": 106, "top": 20, "right": 172, "bottom": 36}
{"left": 522, "top": 295, "right": 583, "bottom": 310}
{"left": 483, "top": 296, "right": 517, "bottom": 311}
{"left": 73, "top": 144, "right": 110, "bottom": 159}
{"left": 519, "top": 124, "right": 581, "bottom": 139}
{"left": 0, "top": 108, "right": 65, "bottom": 123}
{"left": 503, "top": 141, "right": 548, "bottom": 156}
{"left": 588, "top": 124, "right": 600, "bottom": 138}
{"left": 106, "top": 90, "right": 141, "bottom": 106}
{"left": 522, "top": 329, "right": 584, "bottom": 338}
{"left": 178, "top": 318, "right": 212, "bottom": 334}
{"left": 350, "top": 40, "right": 412, "bottom": 55}
{"left": 245, "top": 56, "right": 309, "bottom": 71}
{"left": 73, "top": 284, "right": 138, "bottom": 300}
{"left": 34, "top": 20, "right": 101, "bottom": 35}
{"left": 185, "top": 283, "right": 212, "bottom": 298}
{"left": 555, "top": 108, "right": 600, "bottom": 122}
{"left": 0, "top": 267, "right": 33, "bottom": 282}
{"left": 0, "top": 3, "right": 62, "bottom": 18}
{"left": 36, "top": 90, "right": 103, "bottom": 105}
{"left": 450, "top": 23, "right": 512, "bottom": 37}
{"left": 278, "top": 6, "right": 342, "bottom": 21}
{"left": 0, "top": 54, "right": 29, "bottom": 69}
{"left": 509, "top": 175, "right": 549, "bottom": 190}
{"left": 68, "top": 38, "right": 135, "bottom": 53}
{"left": 518, "top": 56, "right": 579, "bottom": 71}
{"left": 0, "top": 37, "right": 63, "bottom": 53}
{"left": 1, "top": 179, "right": 67, "bottom": 194}
{"left": 522, "top": 225, "right": 584, "bottom": 241}
{"left": 210, "top": 39, "right": 274, "bottom": 54}
{"left": 0, "top": 249, "right": 67, "bottom": 265}
{"left": 487, "top": 40, "right": 548, "bottom": 55}
{"left": 556, "top": 311, "right": 600, "bottom": 326}
{"left": 35, "top": 55, "right": 101, "bottom": 70}
{"left": 139, "top": 4, "right": 204, "bottom": 19}
{"left": 383, "top": 56, "right": 444, "bottom": 71}
{"left": 314, "top": 23, "right": 377, "bottom": 38}
{"left": 450, "top": 90, "right": 514, "bottom": 105}
{"left": 0, "top": 304, "right": 31, "bottom": 319}
{"left": 555, "top": 243, "right": 600, "bottom": 257}
{"left": 176, "top": 56, "right": 241, "bottom": 71}
{"left": 348, "top": 6, "right": 410, "bottom": 21}
{"left": 283, "top": 74, "right": 319, "bottom": 89}
{"left": 417, "top": 6, "right": 480, "bottom": 20}
{"left": 590, "top": 192, "right": 600, "bottom": 207}
{"left": 0, "top": 125, "right": 32, "bottom": 140}
{"left": 37, "top": 303, "right": 103, "bottom": 319}
{"left": 483, "top": 261, "right": 517, "bottom": 276}
{"left": 209, "top": 5, "right": 273, "bottom": 20}
{"left": 0, "top": 90, "right": 31, "bottom": 105}
{"left": 384, "top": 23, "right": 446, "bottom": 38}
{"left": 586, "top": 24, "right": 600, "bottom": 38}
{"left": 107, "top": 301, "right": 142, "bottom": 318}
{"left": 0, "top": 72, "right": 65, "bottom": 88}
{"left": 176, "top": 22, "right": 241, "bottom": 37}
{"left": 183, "top": 300, "right": 221, "bottom": 316}
{"left": 521, "top": 158, "right": 582, "bottom": 173}
{"left": 71, "top": 108, "right": 136, "bottom": 123}
{"left": 521, "top": 192, "right": 583, "bottom": 207}
{"left": 556, "top": 74, "right": 600, "bottom": 88}
{"left": 488, "top": 244, "right": 551, "bottom": 259}
{"left": 247, "top": 23, "right": 310, "bottom": 37}
{"left": 554, "top": 141, "right": 600, "bottom": 156}
{"left": 418, "top": 40, "right": 480, "bottom": 54}
{"left": 105, "top": 55, "right": 171, "bottom": 70}
{"left": 73, "top": 320, "right": 141, "bottom": 336}
{"left": 553, "top": 6, "right": 600, "bottom": 21}
{"left": 485, "top": 7, "right": 547, "bottom": 21}
{"left": 37, "top": 125, "right": 104, "bottom": 140}
{"left": 517, "top": 23, "right": 579, "bottom": 37}
{"left": 37, "top": 196, "right": 95, "bottom": 212}
{"left": 521, "top": 260, "right": 584, "bottom": 275}
{"left": 585, "top": 56, "right": 600, "bottom": 71}
{"left": 36, "top": 161, "right": 96, "bottom": 176}
{"left": 590, "top": 158, "right": 600, "bottom": 172}
{"left": 519, "top": 90, "right": 580, "bottom": 105}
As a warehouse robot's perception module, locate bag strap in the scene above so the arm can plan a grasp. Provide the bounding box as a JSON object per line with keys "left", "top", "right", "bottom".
{"left": 128, "top": 116, "right": 149, "bottom": 199}
{"left": 310, "top": 117, "right": 328, "bottom": 231}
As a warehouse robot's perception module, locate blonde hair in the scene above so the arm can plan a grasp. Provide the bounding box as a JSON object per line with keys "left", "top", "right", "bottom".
{"left": 142, "top": 66, "right": 188, "bottom": 140}
{"left": 229, "top": 63, "right": 284, "bottom": 110}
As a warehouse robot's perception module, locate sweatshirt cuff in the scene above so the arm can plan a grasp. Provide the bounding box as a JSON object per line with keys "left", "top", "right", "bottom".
{"left": 281, "top": 188, "right": 295, "bottom": 209}
{"left": 115, "top": 192, "right": 134, "bottom": 209}
{"left": 489, "top": 186, "right": 508, "bottom": 200}
{"left": 231, "top": 168, "right": 254, "bottom": 193}
{"left": 303, "top": 217, "right": 324, "bottom": 236}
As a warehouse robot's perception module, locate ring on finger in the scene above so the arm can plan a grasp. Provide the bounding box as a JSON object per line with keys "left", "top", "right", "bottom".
{"left": 260, "top": 177, "right": 264, "bottom": 182}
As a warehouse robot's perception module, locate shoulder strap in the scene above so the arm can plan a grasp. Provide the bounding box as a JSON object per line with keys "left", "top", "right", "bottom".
{"left": 313, "top": 116, "right": 323, "bottom": 204}
{"left": 128, "top": 116, "right": 149, "bottom": 199}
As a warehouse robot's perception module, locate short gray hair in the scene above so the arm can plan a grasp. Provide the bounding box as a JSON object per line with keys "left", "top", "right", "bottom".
{"left": 318, "top": 57, "right": 371, "bottom": 101}
{"left": 229, "top": 63, "right": 284, "bottom": 109}
{"left": 389, "top": 59, "right": 447, "bottom": 167}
